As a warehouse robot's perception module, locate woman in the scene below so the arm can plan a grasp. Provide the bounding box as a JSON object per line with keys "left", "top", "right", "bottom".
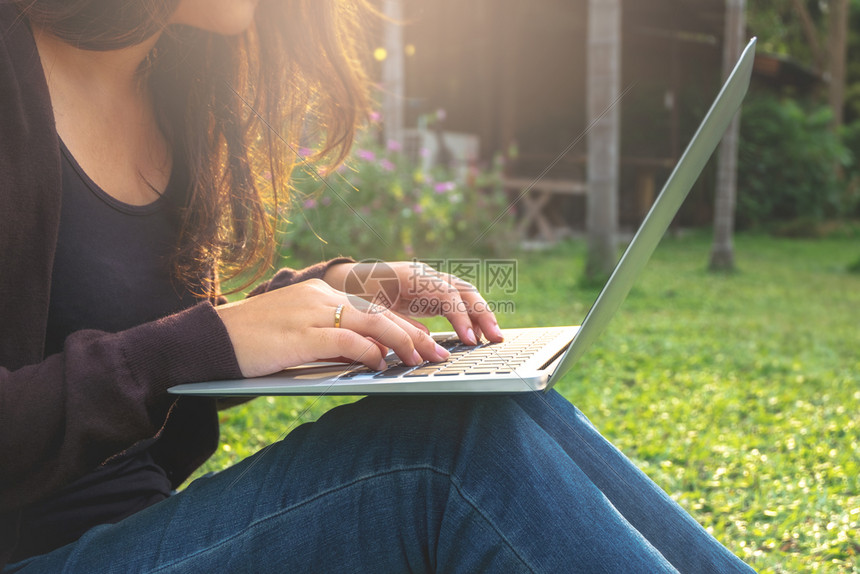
{"left": 0, "top": 0, "right": 755, "bottom": 571}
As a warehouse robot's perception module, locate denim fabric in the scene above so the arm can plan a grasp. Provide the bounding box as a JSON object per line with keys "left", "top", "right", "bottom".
{"left": 5, "top": 391, "right": 755, "bottom": 573}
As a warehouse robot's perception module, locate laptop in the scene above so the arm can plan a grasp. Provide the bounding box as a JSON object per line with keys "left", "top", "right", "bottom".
{"left": 169, "top": 38, "right": 756, "bottom": 397}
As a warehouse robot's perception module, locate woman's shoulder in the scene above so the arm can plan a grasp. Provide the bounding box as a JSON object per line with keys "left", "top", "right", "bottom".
{"left": 0, "top": 2, "right": 56, "bottom": 177}
{"left": 0, "top": 2, "right": 63, "bottom": 371}
{"left": 0, "top": 4, "right": 28, "bottom": 45}
{"left": 0, "top": 4, "right": 47, "bottom": 103}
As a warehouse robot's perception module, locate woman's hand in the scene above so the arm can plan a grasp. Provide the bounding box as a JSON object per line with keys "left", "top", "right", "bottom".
{"left": 215, "top": 279, "right": 450, "bottom": 378}
{"left": 323, "top": 261, "right": 504, "bottom": 346}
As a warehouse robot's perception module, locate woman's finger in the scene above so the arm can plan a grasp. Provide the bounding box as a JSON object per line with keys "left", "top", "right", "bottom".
{"left": 317, "top": 337, "right": 388, "bottom": 365}
{"left": 437, "top": 272, "right": 503, "bottom": 343}
{"left": 315, "top": 327, "right": 388, "bottom": 370}
{"left": 389, "top": 310, "right": 430, "bottom": 334}
{"left": 394, "top": 265, "right": 474, "bottom": 344}
{"left": 337, "top": 303, "right": 447, "bottom": 365}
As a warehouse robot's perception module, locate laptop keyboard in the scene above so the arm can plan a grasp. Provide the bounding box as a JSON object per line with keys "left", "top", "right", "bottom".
{"left": 337, "top": 328, "right": 572, "bottom": 380}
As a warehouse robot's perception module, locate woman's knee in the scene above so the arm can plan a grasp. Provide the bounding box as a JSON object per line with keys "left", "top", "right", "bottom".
{"left": 221, "top": 392, "right": 571, "bottom": 518}
{"left": 280, "top": 394, "right": 549, "bottom": 482}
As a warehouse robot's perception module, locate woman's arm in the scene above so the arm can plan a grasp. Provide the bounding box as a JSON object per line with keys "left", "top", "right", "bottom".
{"left": 246, "top": 258, "right": 355, "bottom": 296}
{"left": 0, "top": 302, "right": 241, "bottom": 514}
{"left": 0, "top": 259, "right": 366, "bottom": 510}
{"left": 215, "top": 259, "right": 505, "bottom": 380}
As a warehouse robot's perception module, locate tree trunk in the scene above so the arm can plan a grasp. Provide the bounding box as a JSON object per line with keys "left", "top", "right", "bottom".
{"left": 585, "top": 0, "right": 621, "bottom": 282}
{"left": 381, "top": 0, "right": 405, "bottom": 146}
{"left": 709, "top": 0, "right": 746, "bottom": 272}
{"left": 791, "top": 0, "right": 823, "bottom": 70}
{"left": 828, "top": 0, "right": 849, "bottom": 130}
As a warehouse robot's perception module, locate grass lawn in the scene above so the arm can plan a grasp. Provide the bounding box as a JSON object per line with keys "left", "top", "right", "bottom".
{"left": 193, "top": 231, "right": 859, "bottom": 573}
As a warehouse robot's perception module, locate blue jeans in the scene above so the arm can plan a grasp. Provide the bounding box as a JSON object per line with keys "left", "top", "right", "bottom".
{"left": 5, "top": 391, "right": 754, "bottom": 573}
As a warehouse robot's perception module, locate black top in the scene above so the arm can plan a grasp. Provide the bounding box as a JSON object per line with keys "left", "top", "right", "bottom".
{"left": 44, "top": 140, "right": 198, "bottom": 355}
{"left": 13, "top": 141, "right": 199, "bottom": 561}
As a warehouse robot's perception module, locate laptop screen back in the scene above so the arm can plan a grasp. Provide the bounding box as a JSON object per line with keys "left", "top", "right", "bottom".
{"left": 548, "top": 38, "right": 757, "bottom": 386}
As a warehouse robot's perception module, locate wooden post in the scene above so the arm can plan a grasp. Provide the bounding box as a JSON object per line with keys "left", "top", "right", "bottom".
{"left": 585, "top": 0, "right": 621, "bottom": 282}
{"left": 476, "top": 0, "right": 497, "bottom": 159}
{"left": 499, "top": 2, "right": 524, "bottom": 156}
{"left": 381, "top": 0, "right": 405, "bottom": 146}
{"left": 828, "top": 0, "right": 849, "bottom": 130}
{"left": 709, "top": 0, "right": 746, "bottom": 272}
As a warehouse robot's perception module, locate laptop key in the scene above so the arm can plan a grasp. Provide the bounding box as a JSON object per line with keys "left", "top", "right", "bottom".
{"left": 338, "top": 368, "right": 376, "bottom": 379}
{"left": 436, "top": 368, "right": 468, "bottom": 375}
{"left": 373, "top": 365, "right": 416, "bottom": 378}
{"left": 405, "top": 366, "right": 444, "bottom": 375}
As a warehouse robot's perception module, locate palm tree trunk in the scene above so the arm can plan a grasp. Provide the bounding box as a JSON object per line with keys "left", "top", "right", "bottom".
{"left": 381, "top": 0, "right": 405, "bottom": 146}
{"left": 828, "top": 0, "right": 849, "bottom": 130}
{"left": 709, "top": 0, "right": 746, "bottom": 272}
{"left": 586, "top": 0, "right": 621, "bottom": 282}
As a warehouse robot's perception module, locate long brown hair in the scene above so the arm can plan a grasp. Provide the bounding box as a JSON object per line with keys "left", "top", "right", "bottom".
{"left": 14, "top": 0, "right": 372, "bottom": 295}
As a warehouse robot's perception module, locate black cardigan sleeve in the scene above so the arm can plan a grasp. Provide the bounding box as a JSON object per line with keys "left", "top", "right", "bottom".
{"left": 0, "top": 302, "right": 242, "bottom": 513}
{"left": 0, "top": 256, "right": 355, "bottom": 513}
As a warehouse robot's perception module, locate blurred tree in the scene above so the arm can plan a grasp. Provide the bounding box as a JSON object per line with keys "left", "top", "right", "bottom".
{"left": 845, "top": 0, "right": 860, "bottom": 125}
{"left": 380, "top": 0, "right": 405, "bottom": 146}
{"left": 827, "top": 0, "right": 849, "bottom": 130}
{"left": 748, "top": 0, "right": 851, "bottom": 131}
{"left": 585, "top": 0, "right": 621, "bottom": 283}
{"left": 747, "top": 0, "right": 823, "bottom": 64}
{"left": 746, "top": 1, "right": 860, "bottom": 270}
{"left": 710, "top": 0, "right": 747, "bottom": 272}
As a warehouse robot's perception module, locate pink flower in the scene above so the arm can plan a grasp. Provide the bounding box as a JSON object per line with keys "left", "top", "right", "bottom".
{"left": 298, "top": 147, "right": 314, "bottom": 157}
{"left": 413, "top": 204, "right": 424, "bottom": 214}
{"left": 379, "top": 159, "right": 395, "bottom": 172}
{"left": 369, "top": 111, "right": 382, "bottom": 122}
{"left": 303, "top": 198, "right": 317, "bottom": 209}
{"left": 387, "top": 139, "right": 402, "bottom": 152}
{"left": 356, "top": 149, "right": 376, "bottom": 162}
{"left": 434, "top": 181, "right": 456, "bottom": 194}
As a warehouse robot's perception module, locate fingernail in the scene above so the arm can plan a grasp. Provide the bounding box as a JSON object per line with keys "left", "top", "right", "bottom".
{"left": 411, "top": 349, "right": 423, "bottom": 366}
{"left": 434, "top": 343, "right": 450, "bottom": 360}
{"left": 490, "top": 322, "right": 504, "bottom": 339}
{"left": 466, "top": 328, "right": 477, "bottom": 345}
{"left": 377, "top": 358, "right": 388, "bottom": 371}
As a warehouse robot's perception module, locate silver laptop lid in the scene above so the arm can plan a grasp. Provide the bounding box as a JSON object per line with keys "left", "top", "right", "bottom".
{"left": 547, "top": 38, "right": 756, "bottom": 387}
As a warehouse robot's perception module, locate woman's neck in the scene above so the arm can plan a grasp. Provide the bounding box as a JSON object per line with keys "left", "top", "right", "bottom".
{"left": 31, "top": 25, "right": 173, "bottom": 206}
{"left": 31, "top": 24, "right": 161, "bottom": 101}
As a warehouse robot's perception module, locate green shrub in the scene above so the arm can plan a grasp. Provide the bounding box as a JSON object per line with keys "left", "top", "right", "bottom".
{"left": 278, "top": 131, "right": 515, "bottom": 263}
{"left": 839, "top": 119, "right": 860, "bottom": 217}
{"left": 737, "top": 95, "right": 850, "bottom": 228}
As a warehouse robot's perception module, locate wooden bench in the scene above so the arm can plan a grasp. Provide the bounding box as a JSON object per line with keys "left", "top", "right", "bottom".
{"left": 503, "top": 177, "right": 587, "bottom": 242}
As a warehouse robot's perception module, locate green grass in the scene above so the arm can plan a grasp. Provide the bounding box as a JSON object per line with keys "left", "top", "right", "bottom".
{"left": 193, "top": 231, "right": 860, "bottom": 573}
